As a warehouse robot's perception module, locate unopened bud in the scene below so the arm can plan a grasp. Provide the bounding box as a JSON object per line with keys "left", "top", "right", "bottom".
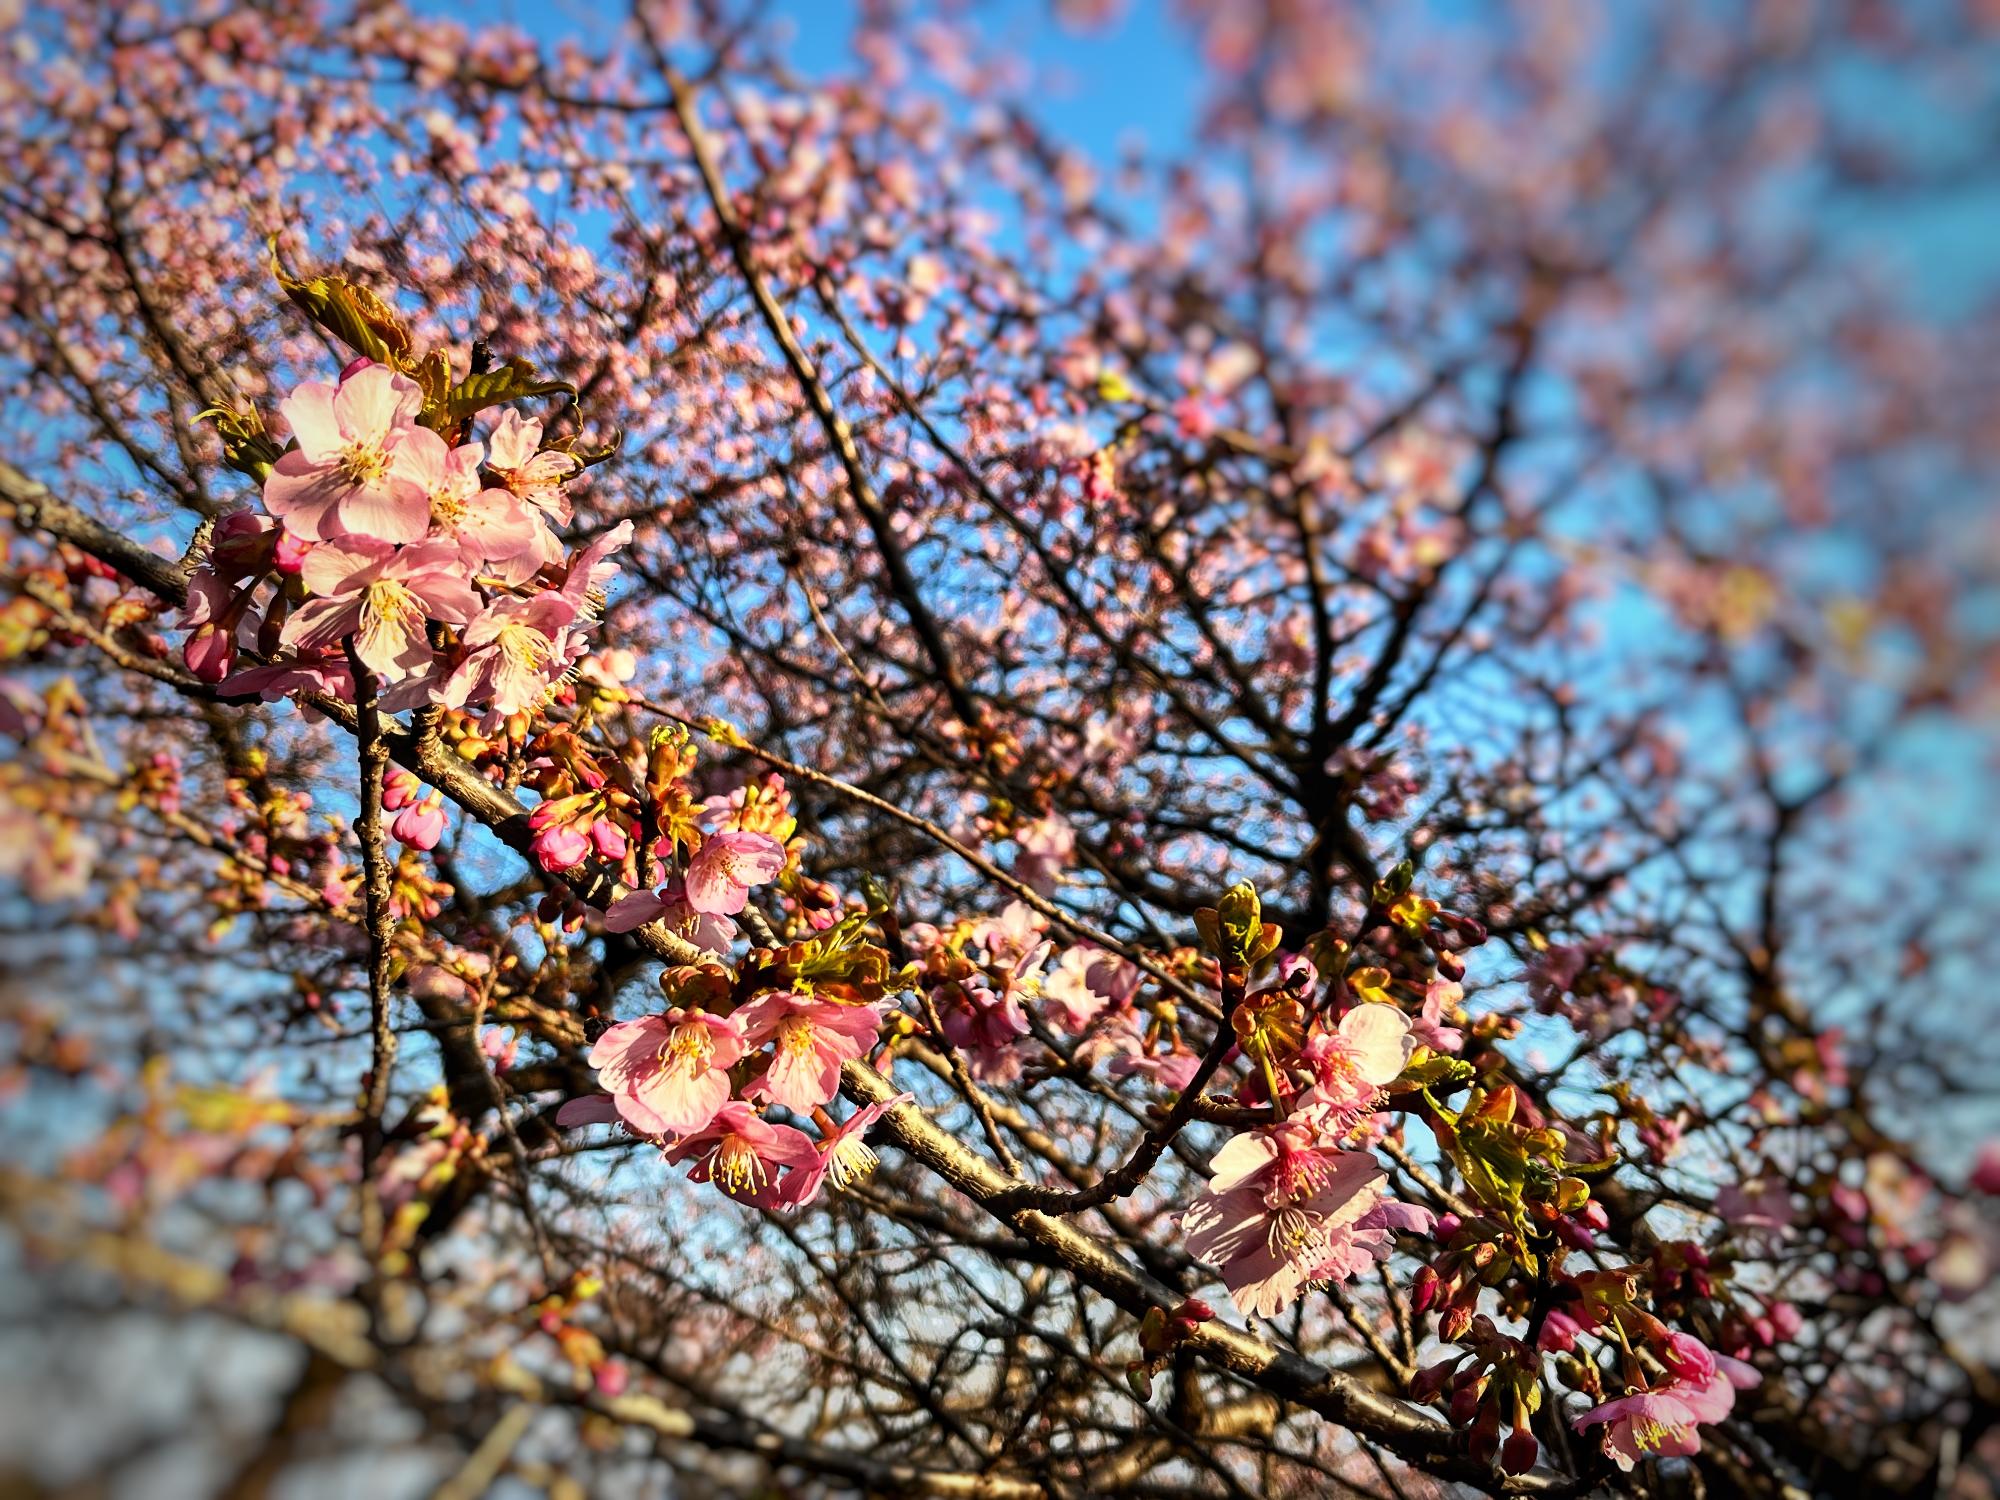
{"left": 1500, "top": 1428, "right": 1538, "bottom": 1474}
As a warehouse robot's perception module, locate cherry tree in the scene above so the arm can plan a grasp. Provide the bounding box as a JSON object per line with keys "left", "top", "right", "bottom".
{"left": 2, "top": 1, "right": 1997, "bottom": 1496}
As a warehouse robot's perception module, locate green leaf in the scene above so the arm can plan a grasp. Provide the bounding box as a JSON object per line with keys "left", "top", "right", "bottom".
{"left": 418, "top": 356, "right": 575, "bottom": 431}
{"left": 1394, "top": 1054, "right": 1475, "bottom": 1095}
{"left": 1204, "top": 881, "right": 1273, "bottom": 967}
{"left": 196, "top": 404, "right": 282, "bottom": 482}
{"left": 1454, "top": 1116, "right": 1532, "bottom": 1219}
{"left": 270, "top": 240, "right": 415, "bottom": 368}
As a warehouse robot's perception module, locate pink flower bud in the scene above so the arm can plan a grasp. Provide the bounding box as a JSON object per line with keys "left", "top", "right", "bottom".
{"left": 391, "top": 791, "right": 446, "bottom": 851}
{"left": 532, "top": 821, "right": 592, "bottom": 872}
{"left": 273, "top": 528, "right": 311, "bottom": 575}
{"left": 381, "top": 767, "right": 421, "bottom": 811}
{"left": 1411, "top": 1357, "right": 1460, "bottom": 1402}
{"left": 1769, "top": 1300, "right": 1802, "bottom": 1340}
{"left": 183, "top": 622, "right": 235, "bottom": 683}
{"left": 589, "top": 817, "right": 628, "bottom": 861}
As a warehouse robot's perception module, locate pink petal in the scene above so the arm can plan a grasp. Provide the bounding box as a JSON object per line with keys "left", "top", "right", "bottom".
{"left": 262, "top": 456, "right": 344, "bottom": 539}
{"left": 1339, "top": 1003, "right": 1411, "bottom": 1085}
{"left": 333, "top": 480, "right": 432, "bottom": 545}
{"left": 280, "top": 594, "right": 362, "bottom": 652}
{"left": 604, "top": 890, "right": 666, "bottom": 933}
{"left": 555, "top": 1094, "right": 622, "bottom": 1127}
{"left": 334, "top": 361, "right": 420, "bottom": 440}
{"left": 387, "top": 423, "right": 448, "bottom": 492}
{"left": 301, "top": 535, "right": 392, "bottom": 596}
{"left": 278, "top": 381, "right": 344, "bottom": 461}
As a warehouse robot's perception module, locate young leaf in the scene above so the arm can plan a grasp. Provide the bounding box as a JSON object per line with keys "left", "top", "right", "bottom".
{"left": 420, "top": 356, "right": 576, "bottom": 431}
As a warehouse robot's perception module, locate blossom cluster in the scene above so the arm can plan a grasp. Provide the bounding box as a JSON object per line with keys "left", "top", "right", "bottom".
{"left": 1175, "top": 953, "right": 1433, "bottom": 1320}
{"left": 902, "top": 901, "right": 1199, "bottom": 1088}
{"left": 179, "top": 359, "right": 629, "bottom": 724}
{"left": 559, "top": 990, "right": 907, "bottom": 1212}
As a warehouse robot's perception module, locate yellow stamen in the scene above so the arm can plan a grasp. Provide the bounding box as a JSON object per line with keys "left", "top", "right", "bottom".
{"left": 662, "top": 1025, "right": 713, "bottom": 1074}
{"left": 826, "top": 1134, "right": 880, "bottom": 1191}
{"left": 358, "top": 579, "right": 426, "bottom": 665}
{"left": 337, "top": 440, "right": 394, "bottom": 487}
{"left": 713, "top": 1135, "right": 766, "bottom": 1196}
{"left": 1630, "top": 1417, "right": 1690, "bottom": 1454}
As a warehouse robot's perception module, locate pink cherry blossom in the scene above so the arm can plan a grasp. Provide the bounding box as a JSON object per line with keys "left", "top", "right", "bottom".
{"left": 1573, "top": 1334, "right": 1759, "bottom": 1471}
{"left": 555, "top": 519, "right": 636, "bottom": 611}
{"left": 1073, "top": 1008, "right": 1195, "bottom": 1090}
{"left": 1042, "top": 946, "right": 1114, "bottom": 1031}
{"left": 1574, "top": 1389, "right": 1706, "bottom": 1469}
{"left": 662, "top": 1100, "right": 819, "bottom": 1206}
{"left": 684, "top": 829, "right": 787, "bottom": 915}
{"left": 973, "top": 900, "right": 1049, "bottom": 970}
{"left": 771, "top": 1095, "right": 914, "bottom": 1209}
{"left": 436, "top": 592, "right": 580, "bottom": 720}
{"left": 1413, "top": 978, "right": 1466, "bottom": 1053}
{"left": 738, "top": 992, "right": 884, "bottom": 1114}
{"left": 603, "top": 876, "right": 738, "bottom": 952}
{"left": 280, "top": 536, "right": 482, "bottom": 682}
{"left": 1301, "top": 1197, "right": 1435, "bottom": 1284}
{"left": 1179, "top": 1124, "right": 1388, "bottom": 1318}
{"left": 1012, "top": 812, "right": 1075, "bottom": 895}
{"left": 1110, "top": 1043, "right": 1202, "bottom": 1092}
{"left": 219, "top": 652, "right": 355, "bottom": 704}
{"left": 423, "top": 439, "right": 552, "bottom": 576}
{"left": 1297, "top": 1003, "right": 1411, "bottom": 1120}
{"left": 262, "top": 362, "right": 443, "bottom": 544}
{"left": 486, "top": 408, "right": 580, "bottom": 525}
{"left": 586, "top": 1008, "right": 747, "bottom": 1136}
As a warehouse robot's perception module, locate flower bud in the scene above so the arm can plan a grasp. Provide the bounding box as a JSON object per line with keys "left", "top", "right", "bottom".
{"left": 1500, "top": 1428, "right": 1538, "bottom": 1474}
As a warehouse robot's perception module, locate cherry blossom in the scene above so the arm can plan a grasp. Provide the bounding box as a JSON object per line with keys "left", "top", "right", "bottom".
{"left": 662, "top": 1101, "right": 820, "bottom": 1207}
{"left": 1179, "top": 1124, "right": 1392, "bottom": 1318}
{"left": 771, "top": 1095, "right": 915, "bottom": 1209}
{"left": 281, "top": 537, "right": 482, "bottom": 683}
{"left": 263, "top": 363, "right": 443, "bottom": 544}
{"left": 586, "top": 1009, "right": 747, "bottom": 1136}
{"left": 486, "top": 409, "right": 580, "bottom": 526}
{"left": 684, "top": 830, "right": 787, "bottom": 916}
{"left": 424, "top": 439, "right": 552, "bottom": 577}
{"left": 737, "top": 992, "right": 883, "bottom": 1114}
{"left": 1573, "top": 1334, "right": 1759, "bottom": 1471}
{"left": 1296, "top": 1003, "right": 1411, "bottom": 1122}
